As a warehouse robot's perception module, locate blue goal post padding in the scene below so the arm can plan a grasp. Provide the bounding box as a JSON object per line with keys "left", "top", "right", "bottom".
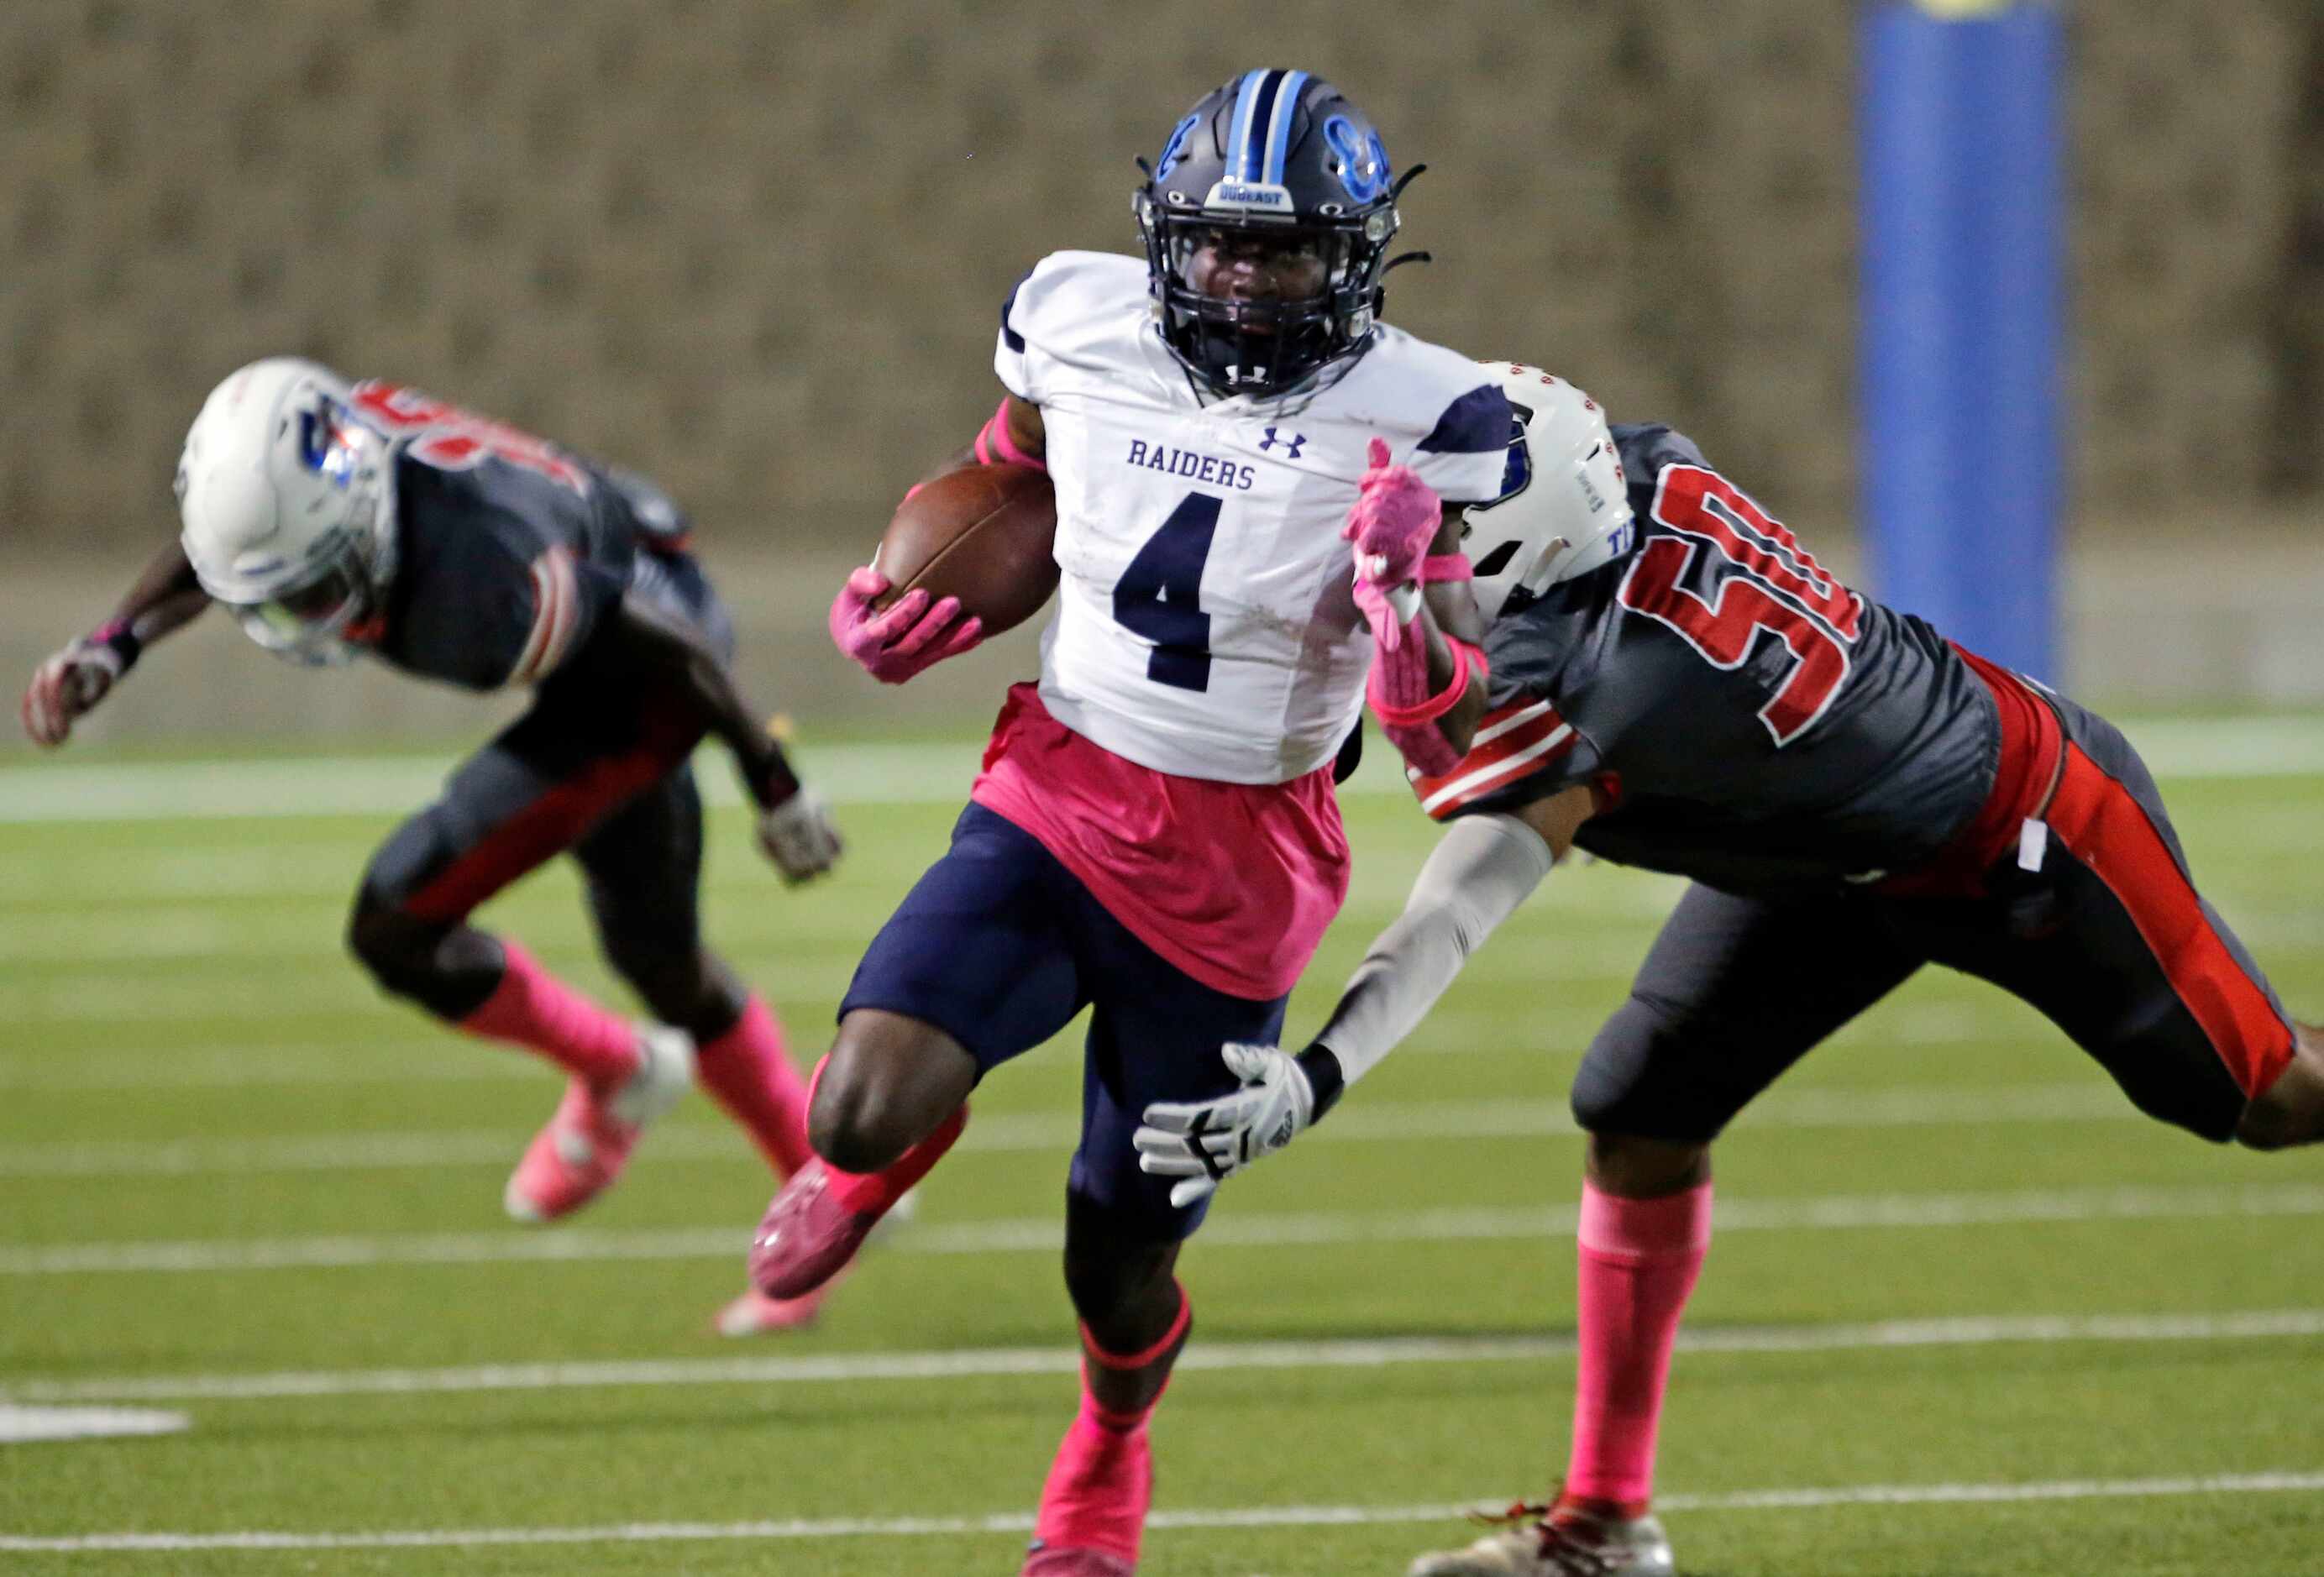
{"left": 1859, "top": 0, "right": 2064, "bottom": 681}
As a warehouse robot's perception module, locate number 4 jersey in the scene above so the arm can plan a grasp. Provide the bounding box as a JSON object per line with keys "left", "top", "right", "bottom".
{"left": 1417, "top": 422, "right": 2008, "bottom": 893}
{"left": 995, "top": 250, "right": 1511, "bottom": 784}
{"left": 968, "top": 249, "right": 1509, "bottom": 1000}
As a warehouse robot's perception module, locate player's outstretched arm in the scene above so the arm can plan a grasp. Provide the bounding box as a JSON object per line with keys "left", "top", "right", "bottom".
{"left": 1136, "top": 788, "right": 1592, "bottom": 1204}
{"left": 600, "top": 590, "right": 841, "bottom": 883}
{"left": 1347, "top": 440, "right": 1489, "bottom": 773}
{"left": 19, "top": 539, "right": 210, "bottom": 747}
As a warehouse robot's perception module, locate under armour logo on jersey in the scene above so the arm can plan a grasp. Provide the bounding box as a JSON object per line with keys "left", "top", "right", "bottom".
{"left": 1259, "top": 427, "right": 1306, "bottom": 458}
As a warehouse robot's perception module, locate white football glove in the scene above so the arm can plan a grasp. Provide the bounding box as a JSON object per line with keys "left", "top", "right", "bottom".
{"left": 20, "top": 637, "right": 130, "bottom": 748}
{"left": 756, "top": 784, "right": 842, "bottom": 884}
{"left": 1134, "top": 1041, "right": 1317, "bottom": 1208}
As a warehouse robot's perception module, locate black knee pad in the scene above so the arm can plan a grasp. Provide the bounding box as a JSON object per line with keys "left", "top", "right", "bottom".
{"left": 344, "top": 894, "right": 439, "bottom": 1000}
{"left": 1571, "top": 996, "right": 1736, "bottom": 1145}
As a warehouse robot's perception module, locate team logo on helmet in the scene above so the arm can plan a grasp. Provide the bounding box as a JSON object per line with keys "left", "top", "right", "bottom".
{"left": 1156, "top": 113, "right": 1200, "bottom": 181}
{"left": 1323, "top": 115, "right": 1392, "bottom": 204}
{"left": 1472, "top": 403, "right": 1536, "bottom": 511}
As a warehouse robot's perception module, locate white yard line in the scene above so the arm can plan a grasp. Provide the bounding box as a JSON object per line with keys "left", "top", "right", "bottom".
{"left": 5, "top": 1182, "right": 2321, "bottom": 1276}
{"left": 0, "top": 743, "right": 996, "bottom": 825}
{"left": 3, "top": 718, "right": 2322, "bottom": 827}
{"left": 0, "top": 1406, "right": 189, "bottom": 1443}
{"left": 0, "top": 998, "right": 2040, "bottom": 1088}
{"left": 0, "top": 1085, "right": 2133, "bottom": 1179}
{"left": 0, "top": 1045, "right": 527, "bottom": 1092}
{"left": 3, "top": 1471, "right": 2319, "bottom": 1553}
{"left": 0, "top": 945, "right": 1636, "bottom": 1020}
{"left": 9, "top": 1308, "right": 2321, "bottom": 1406}
{"left": 22, "top": 903, "right": 2324, "bottom": 968}
{"left": 0, "top": 915, "right": 1645, "bottom": 977}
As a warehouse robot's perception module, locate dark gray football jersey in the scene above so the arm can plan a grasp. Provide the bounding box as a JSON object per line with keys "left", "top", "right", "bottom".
{"left": 1414, "top": 423, "right": 2001, "bottom": 893}
{"left": 349, "top": 382, "right": 711, "bottom": 692}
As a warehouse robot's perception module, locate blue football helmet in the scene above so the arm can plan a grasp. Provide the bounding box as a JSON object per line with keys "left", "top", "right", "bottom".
{"left": 1136, "top": 71, "right": 1412, "bottom": 398}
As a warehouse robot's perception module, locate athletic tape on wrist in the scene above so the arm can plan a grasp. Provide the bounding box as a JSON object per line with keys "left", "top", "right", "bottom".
{"left": 1419, "top": 554, "right": 1473, "bottom": 584}
{"left": 973, "top": 400, "right": 1046, "bottom": 472}
{"left": 88, "top": 619, "right": 141, "bottom": 672}
{"left": 1368, "top": 637, "right": 1487, "bottom": 727}
{"left": 1296, "top": 1044, "right": 1347, "bottom": 1120}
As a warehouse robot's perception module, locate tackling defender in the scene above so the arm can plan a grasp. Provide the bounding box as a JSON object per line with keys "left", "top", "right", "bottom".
{"left": 21, "top": 359, "right": 845, "bottom": 1336}
{"left": 748, "top": 72, "right": 1513, "bottom": 1575}
{"left": 1133, "top": 363, "right": 2324, "bottom": 1575}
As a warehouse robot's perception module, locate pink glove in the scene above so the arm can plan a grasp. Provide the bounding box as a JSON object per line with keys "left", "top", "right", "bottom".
{"left": 1341, "top": 439, "right": 1466, "bottom": 778}
{"left": 1357, "top": 576, "right": 1467, "bottom": 778}
{"left": 1341, "top": 437, "right": 1444, "bottom": 651}
{"left": 829, "top": 567, "right": 984, "bottom": 684}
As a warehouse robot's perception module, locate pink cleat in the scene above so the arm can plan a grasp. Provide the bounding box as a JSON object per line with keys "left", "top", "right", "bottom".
{"left": 711, "top": 1283, "right": 831, "bottom": 1338}
{"left": 1023, "top": 1406, "right": 1152, "bottom": 1575}
{"left": 748, "top": 1104, "right": 963, "bottom": 1297}
{"left": 1021, "top": 1550, "right": 1135, "bottom": 1576}
{"left": 503, "top": 1024, "right": 694, "bottom": 1224}
{"left": 748, "top": 1160, "right": 883, "bottom": 1299}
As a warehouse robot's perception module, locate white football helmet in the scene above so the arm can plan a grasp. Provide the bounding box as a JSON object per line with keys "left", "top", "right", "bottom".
{"left": 176, "top": 357, "right": 398, "bottom": 665}
{"left": 1460, "top": 360, "right": 1635, "bottom": 621}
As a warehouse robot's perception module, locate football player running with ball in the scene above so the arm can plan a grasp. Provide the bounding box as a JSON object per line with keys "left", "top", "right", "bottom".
{"left": 748, "top": 72, "right": 1513, "bottom": 1575}
{"left": 1133, "top": 362, "right": 2324, "bottom": 1576}
{"left": 21, "top": 359, "right": 844, "bottom": 1336}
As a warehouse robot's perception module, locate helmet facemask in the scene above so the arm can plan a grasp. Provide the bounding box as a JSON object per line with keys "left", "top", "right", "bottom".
{"left": 226, "top": 533, "right": 378, "bottom": 667}
{"left": 1138, "top": 202, "right": 1397, "bottom": 398}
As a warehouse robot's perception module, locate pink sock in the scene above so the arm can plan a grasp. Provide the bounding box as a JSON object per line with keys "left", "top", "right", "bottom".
{"left": 1032, "top": 1291, "right": 1189, "bottom": 1564}
{"left": 1564, "top": 1179, "right": 1713, "bottom": 1513}
{"left": 695, "top": 996, "right": 812, "bottom": 1177}
{"left": 806, "top": 1055, "right": 971, "bottom": 1213}
{"left": 458, "top": 940, "right": 638, "bottom": 1087}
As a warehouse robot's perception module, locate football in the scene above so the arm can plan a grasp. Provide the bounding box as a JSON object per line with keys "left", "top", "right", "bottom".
{"left": 874, "top": 463, "right": 1060, "bottom": 637}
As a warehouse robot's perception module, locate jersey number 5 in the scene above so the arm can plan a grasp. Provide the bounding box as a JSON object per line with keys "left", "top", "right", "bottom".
{"left": 1113, "top": 493, "right": 1219, "bottom": 691}
{"left": 350, "top": 383, "right": 590, "bottom": 497}
{"left": 1618, "top": 465, "right": 1863, "bottom": 747}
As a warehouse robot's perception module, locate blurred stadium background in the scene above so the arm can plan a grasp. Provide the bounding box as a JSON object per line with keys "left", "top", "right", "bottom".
{"left": 8, "top": 4, "right": 2324, "bottom": 1574}
{"left": 3, "top": 0, "right": 2321, "bottom": 738}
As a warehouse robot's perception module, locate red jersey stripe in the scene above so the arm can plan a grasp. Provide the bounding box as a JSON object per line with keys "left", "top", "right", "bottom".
{"left": 2045, "top": 743, "right": 2295, "bottom": 1099}
{"left": 1412, "top": 699, "right": 1578, "bottom": 820}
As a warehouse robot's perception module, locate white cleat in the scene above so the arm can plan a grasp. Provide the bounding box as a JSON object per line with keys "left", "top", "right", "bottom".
{"left": 502, "top": 1024, "right": 695, "bottom": 1224}
{"left": 1408, "top": 1503, "right": 1674, "bottom": 1577}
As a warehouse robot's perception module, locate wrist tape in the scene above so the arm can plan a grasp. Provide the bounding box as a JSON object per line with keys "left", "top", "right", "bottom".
{"left": 1369, "top": 636, "right": 1487, "bottom": 727}
{"left": 973, "top": 400, "right": 1045, "bottom": 471}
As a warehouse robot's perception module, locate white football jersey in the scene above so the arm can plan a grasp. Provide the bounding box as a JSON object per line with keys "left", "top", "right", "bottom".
{"left": 995, "top": 251, "right": 1510, "bottom": 784}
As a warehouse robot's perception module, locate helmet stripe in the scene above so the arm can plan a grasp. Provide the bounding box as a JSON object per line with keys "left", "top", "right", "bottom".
{"left": 1260, "top": 70, "right": 1309, "bottom": 185}
{"left": 1226, "top": 70, "right": 1272, "bottom": 183}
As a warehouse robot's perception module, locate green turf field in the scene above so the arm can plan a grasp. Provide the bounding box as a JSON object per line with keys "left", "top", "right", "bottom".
{"left": 3, "top": 734, "right": 2321, "bottom": 1574}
